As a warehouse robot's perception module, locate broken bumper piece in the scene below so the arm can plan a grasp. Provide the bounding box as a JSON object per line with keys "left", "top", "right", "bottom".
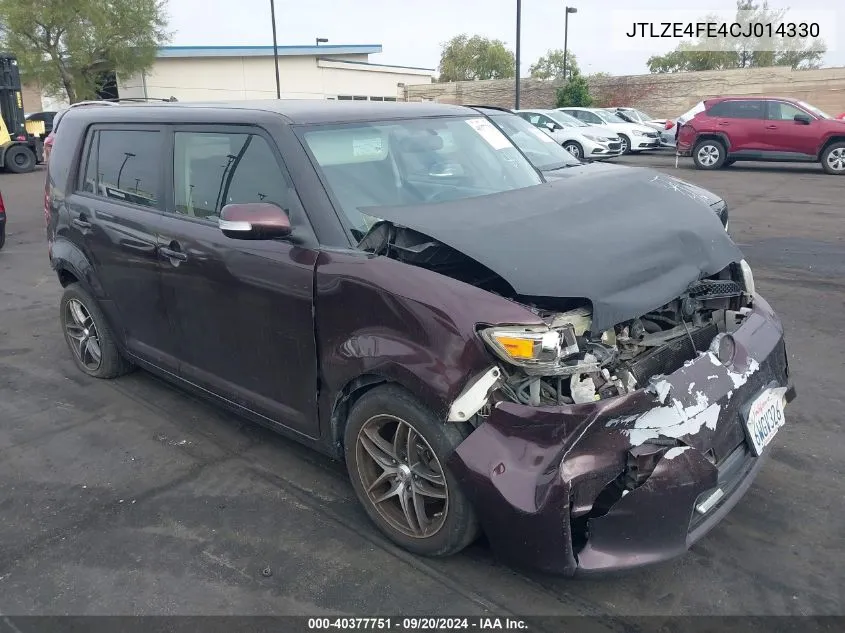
{"left": 448, "top": 294, "right": 794, "bottom": 575}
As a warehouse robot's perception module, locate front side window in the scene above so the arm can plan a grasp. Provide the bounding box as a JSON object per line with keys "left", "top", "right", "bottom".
{"left": 172, "top": 131, "right": 292, "bottom": 221}
{"left": 548, "top": 111, "right": 588, "bottom": 128}
{"left": 767, "top": 101, "right": 811, "bottom": 121}
{"left": 595, "top": 110, "right": 626, "bottom": 124}
{"left": 301, "top": 116, "right": 542, "bottom": 238}
{"left": 80, "top": 129, "right": 161, "bottom": 208}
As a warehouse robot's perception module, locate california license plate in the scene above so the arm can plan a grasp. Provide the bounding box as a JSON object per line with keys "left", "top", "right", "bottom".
{"left": 745, "top": 388, "right": 786, "bottom": 456}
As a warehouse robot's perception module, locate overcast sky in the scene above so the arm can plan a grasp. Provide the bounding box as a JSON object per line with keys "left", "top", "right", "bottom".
{"left": 165, "top": 0, "right": 844, "bottom": 76}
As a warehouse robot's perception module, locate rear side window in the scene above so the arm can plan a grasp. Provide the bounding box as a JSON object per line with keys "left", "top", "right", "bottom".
{"left": 80, "top": 129, "right": 162, "bottom": 208}
{"left": 707, "top": 100, "right": 764, "bottom": 119}
{"left": 172, "top": 131, "right": 294, "bottom": 221}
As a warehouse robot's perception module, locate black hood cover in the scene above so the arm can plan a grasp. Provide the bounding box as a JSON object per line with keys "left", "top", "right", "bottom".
{"left": 363, "top": 166, "right": 744, "bottom": 333}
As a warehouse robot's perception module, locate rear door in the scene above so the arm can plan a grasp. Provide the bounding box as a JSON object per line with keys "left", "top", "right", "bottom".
{"left": 763, "top": 100, "right": 819, "bottom": 157}
{"left": 705, "top": 100, "right": 766, "bottom": 153}
{"left": 156, "top": 124, "right": 321, "bottom": 437}
{"left": 69, "top": 125, "right": 178, "bottom": 370}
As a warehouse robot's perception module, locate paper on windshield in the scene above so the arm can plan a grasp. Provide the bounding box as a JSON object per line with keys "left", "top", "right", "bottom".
{"left": 465, "top": 118, "right": 511, "bottom": 150}
{"left": 353, "top": 135, "right": 385, "bottom": 157}
{"left": 525, "top": 126, "right": 556, "bottom": 144}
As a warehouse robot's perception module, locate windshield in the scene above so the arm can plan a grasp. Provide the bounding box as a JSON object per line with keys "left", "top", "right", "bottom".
{"left": 798, "top": 100, "right": 831, "bottom": 119}
{"left": 302, "top": 116, "right": 543, "bottom": 237}
{"left": 491, "top": 114, "right": 581, "bottom": 171}
{"left": 547, "top": 110, "right": 589, "bottom": 127}
{"left": 595, "top": 110, "right": 628, "bottom": 124}
{"left": 632, "top": 109, "right": 652, "bottom": 121}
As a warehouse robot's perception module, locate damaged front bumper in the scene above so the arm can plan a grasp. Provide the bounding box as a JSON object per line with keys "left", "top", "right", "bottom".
{"left": 447, "top": 294, "right": 795, "bottom": 575}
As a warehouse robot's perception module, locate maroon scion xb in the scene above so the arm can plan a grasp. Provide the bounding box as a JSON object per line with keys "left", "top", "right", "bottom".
{"left": 46, "top": 100, "right": 795, "bottom": 575}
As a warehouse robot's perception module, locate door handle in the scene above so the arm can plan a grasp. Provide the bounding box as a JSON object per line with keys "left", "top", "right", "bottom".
{"left": 72, "top": 217, "right": 92, "bottom": 230}
{"left": 159, "top": 245, "right": 188, "bottom": 262}
{"left": 766, "top": 125, "right": 778, "bottom": 129}
{"left": 718, "top": 122, "right": 730, "bottom": 126}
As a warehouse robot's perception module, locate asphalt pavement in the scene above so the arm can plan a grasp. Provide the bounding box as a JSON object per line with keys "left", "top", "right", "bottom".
{"left": 0, "top": 153, "right": 843, "bottom": 622}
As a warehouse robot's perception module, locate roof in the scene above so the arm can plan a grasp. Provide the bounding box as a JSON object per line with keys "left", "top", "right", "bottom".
{"left": 158, "top": 44, "right": 382, "bottom": 58}
{"left": 62, "top": 99, "right": 477, "bottom": 125}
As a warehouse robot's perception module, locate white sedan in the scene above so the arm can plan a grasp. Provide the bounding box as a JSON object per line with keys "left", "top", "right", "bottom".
{"left": 514, "top": 109, "right": 623, "bottom": 160}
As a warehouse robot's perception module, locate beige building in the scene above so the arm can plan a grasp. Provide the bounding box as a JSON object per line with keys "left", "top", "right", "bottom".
{"left": 118, "top": 44, "right": 435, "bottom": 103}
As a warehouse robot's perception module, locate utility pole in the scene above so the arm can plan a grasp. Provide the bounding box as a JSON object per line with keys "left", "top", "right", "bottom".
{"left": 515, "top": 0, "right": 521, "bottom": 109}
{"left": 270, "top": 0, "right": 281, "bottom": 98}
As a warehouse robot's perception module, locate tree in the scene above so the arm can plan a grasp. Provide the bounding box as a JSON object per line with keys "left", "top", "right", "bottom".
{"left": 555, "top": 72, "right": 593, "bottom": 107}
{"left": 646, "top": 1, "right": 825, "bottom": 73}
{"left": 0, "top": 0, "right": 169, "bottom": 103}
{"left": 438, "top": 34, "right": 515, "bottom": 82}
{"left": 529, "top": 49, "right": 580, "bottom": 81}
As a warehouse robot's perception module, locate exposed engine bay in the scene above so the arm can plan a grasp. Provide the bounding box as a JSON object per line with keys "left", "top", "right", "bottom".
{"left": 359, "top": 221, "right": 755, "bottom": 407}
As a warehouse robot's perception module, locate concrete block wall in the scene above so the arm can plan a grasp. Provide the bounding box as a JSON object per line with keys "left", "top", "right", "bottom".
{"left": 405, "top": 66, "right": 845, "bottom": 118}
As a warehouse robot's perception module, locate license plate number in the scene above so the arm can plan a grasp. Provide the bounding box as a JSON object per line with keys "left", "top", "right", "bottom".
{"left": 745, "top": 389, "right": 786, "bottom": 456}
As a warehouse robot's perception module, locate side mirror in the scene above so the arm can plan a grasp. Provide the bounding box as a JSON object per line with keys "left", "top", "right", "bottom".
{"left": 219, "top": 202, "right": 291, "bottom": 240}
{"left": 793, "top": 113, "right": 811, "bottom": 125}
{"left": 545, "top": 122, "right": 558, "bottom": 131}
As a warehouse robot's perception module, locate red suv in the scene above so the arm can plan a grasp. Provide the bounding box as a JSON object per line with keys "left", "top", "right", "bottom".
{"left": 677, "top": 97, "right": 845, "bottom": 175}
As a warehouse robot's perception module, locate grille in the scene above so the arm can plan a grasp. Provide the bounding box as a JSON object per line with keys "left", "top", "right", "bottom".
{"left": 628, "top": 322, "right": 719, "bottom": 386}
{"left": 687, "top": 279, "right": 742, "bottom": 299}
{"left": 608, "top": 142, "right": 622, "bottom": 150}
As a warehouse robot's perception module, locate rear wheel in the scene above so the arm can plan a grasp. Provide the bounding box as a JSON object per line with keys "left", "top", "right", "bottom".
{"left": 60, "top": 283, "right": 133, "bottom": 378}
{"left": 563, "top": 141, "right": 583, "bottom": 159}
{"left": 344, "top": 385, "right": 479, "bottom": 557}
{"left": 821, "top": 142, "right": 845, "bottom": 175}
{"left": 693, "top": 139, "right": 726, "bottom": 170}
{"left": 4, "top": 145, "right": 36, "bottom": 174}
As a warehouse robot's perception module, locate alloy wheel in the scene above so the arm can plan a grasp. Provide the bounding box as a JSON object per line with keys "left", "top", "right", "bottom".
{"left": 64, "top": 298, "right": 103, "bottom": 371}
{"left": 619, "top": 137, "right": 629, "bottom": 153}
{"left": 565, "top": 143, "right": 581, "bottom": 158}
{"left": 355, "top": 414, "right": 449, "bottom": 539}
{"left": 697, "top": 144, "right": 720, "bottom": 167}
{"left": 827, "top": 147, "right": 845, "bottom": 172}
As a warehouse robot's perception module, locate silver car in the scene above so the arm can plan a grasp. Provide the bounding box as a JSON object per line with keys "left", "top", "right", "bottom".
{"left": 558, "top": 107, "right": 661, "bottom": 154}
{"left": 514, "top": 109, "right": 623, "bottom": 160}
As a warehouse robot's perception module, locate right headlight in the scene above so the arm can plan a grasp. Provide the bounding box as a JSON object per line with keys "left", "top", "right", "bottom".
{"left": 480, "top": 325, "right": 579, "bottom": 374}
{"left": 583, "top": 134, "right": 608, "bottom": 143}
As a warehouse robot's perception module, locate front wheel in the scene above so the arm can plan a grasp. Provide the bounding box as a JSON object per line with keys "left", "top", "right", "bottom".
{"left": 821, "top": 142, "right": 845, "bottom": 175}
{"left": 344, "top": 385, "right": 479, "bottom": 557}
{"left": 618, "top": 134, "right": 631, "bottom": 155}
{"left": 563, "top": 141, "right": 583, "bottom": 159}
{"left": 693, "top": 139, "right": 726, "bottom": 170}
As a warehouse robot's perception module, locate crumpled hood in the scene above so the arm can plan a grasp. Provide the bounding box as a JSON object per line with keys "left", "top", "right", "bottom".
{"left": 545, "top": 162, "right": 723, "bottom": 206}
{"left": 364, "top": 167, "right": 744, "bottom": 333}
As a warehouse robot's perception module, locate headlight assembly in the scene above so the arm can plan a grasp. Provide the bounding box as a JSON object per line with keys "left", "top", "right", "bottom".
{"left": 480, "top": 325, "right": 579, "bottom": 374}
{"left": 739, "top": 259, "right": 755, "bottom": 297}
{"left": 584, "top": 135, "right": 608, "bottom": 143}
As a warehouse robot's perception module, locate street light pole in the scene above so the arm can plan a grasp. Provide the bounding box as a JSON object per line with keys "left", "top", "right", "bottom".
{"left": 515, "top": 0, "right": 521, "bottom": 109}
{"left": 563, "top": 6, "right": 577, "bottom": 83}
{"left": 270, "top": 0, "right": 281, "bottom": 99}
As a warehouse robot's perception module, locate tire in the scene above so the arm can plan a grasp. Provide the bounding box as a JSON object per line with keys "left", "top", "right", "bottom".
{"left": 618, "top": 134, "right": 631, "bottom": 155}
{"left": 60, "top": 283, "right": 133, "bottom": 379}
{"left": 563, "top": 141, "right": 583, "bottom": 159}
{"left": 693, "top": 139, "right": 726, "bottom": 170}
{"left": 0, "top": 223, "right": 5, "bottom": 250}
{"left": 4, "top": 145, "right": 36, "bottom": 174}
{"left": 821, "top": 142, "right": 845, "bottom": 175}
{"left": 344, "top": 384, "right": 479, "bottom": 557}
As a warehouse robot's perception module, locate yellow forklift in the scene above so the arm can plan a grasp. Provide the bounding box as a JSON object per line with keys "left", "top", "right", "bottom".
{"left": 0, "top": 54, "right": 45, "bottom": 173}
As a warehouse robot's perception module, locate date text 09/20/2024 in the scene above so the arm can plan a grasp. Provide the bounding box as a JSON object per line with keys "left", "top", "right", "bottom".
{"left": 308, "top": 618, "right": 528, "bottom": 630}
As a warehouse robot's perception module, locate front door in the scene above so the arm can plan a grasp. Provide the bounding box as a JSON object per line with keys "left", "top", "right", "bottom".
{"left": 763, "top": 101, "right": 819, "bottom": 157}
{"left": 157, "top": 126, "right": 320, "bottom": 437}
{"left": 68, "top": 125, "right": 179, "bottom": 370}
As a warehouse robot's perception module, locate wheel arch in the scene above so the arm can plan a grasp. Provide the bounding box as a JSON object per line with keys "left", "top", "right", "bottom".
{"left": 694, "top": 133, "right": 730, "bottom": 152}
{"left": 818, "top": 135, "right": 845, "bottom": 160}
{"left": 50, "top": 238, "right": 105, "bottom": 298}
